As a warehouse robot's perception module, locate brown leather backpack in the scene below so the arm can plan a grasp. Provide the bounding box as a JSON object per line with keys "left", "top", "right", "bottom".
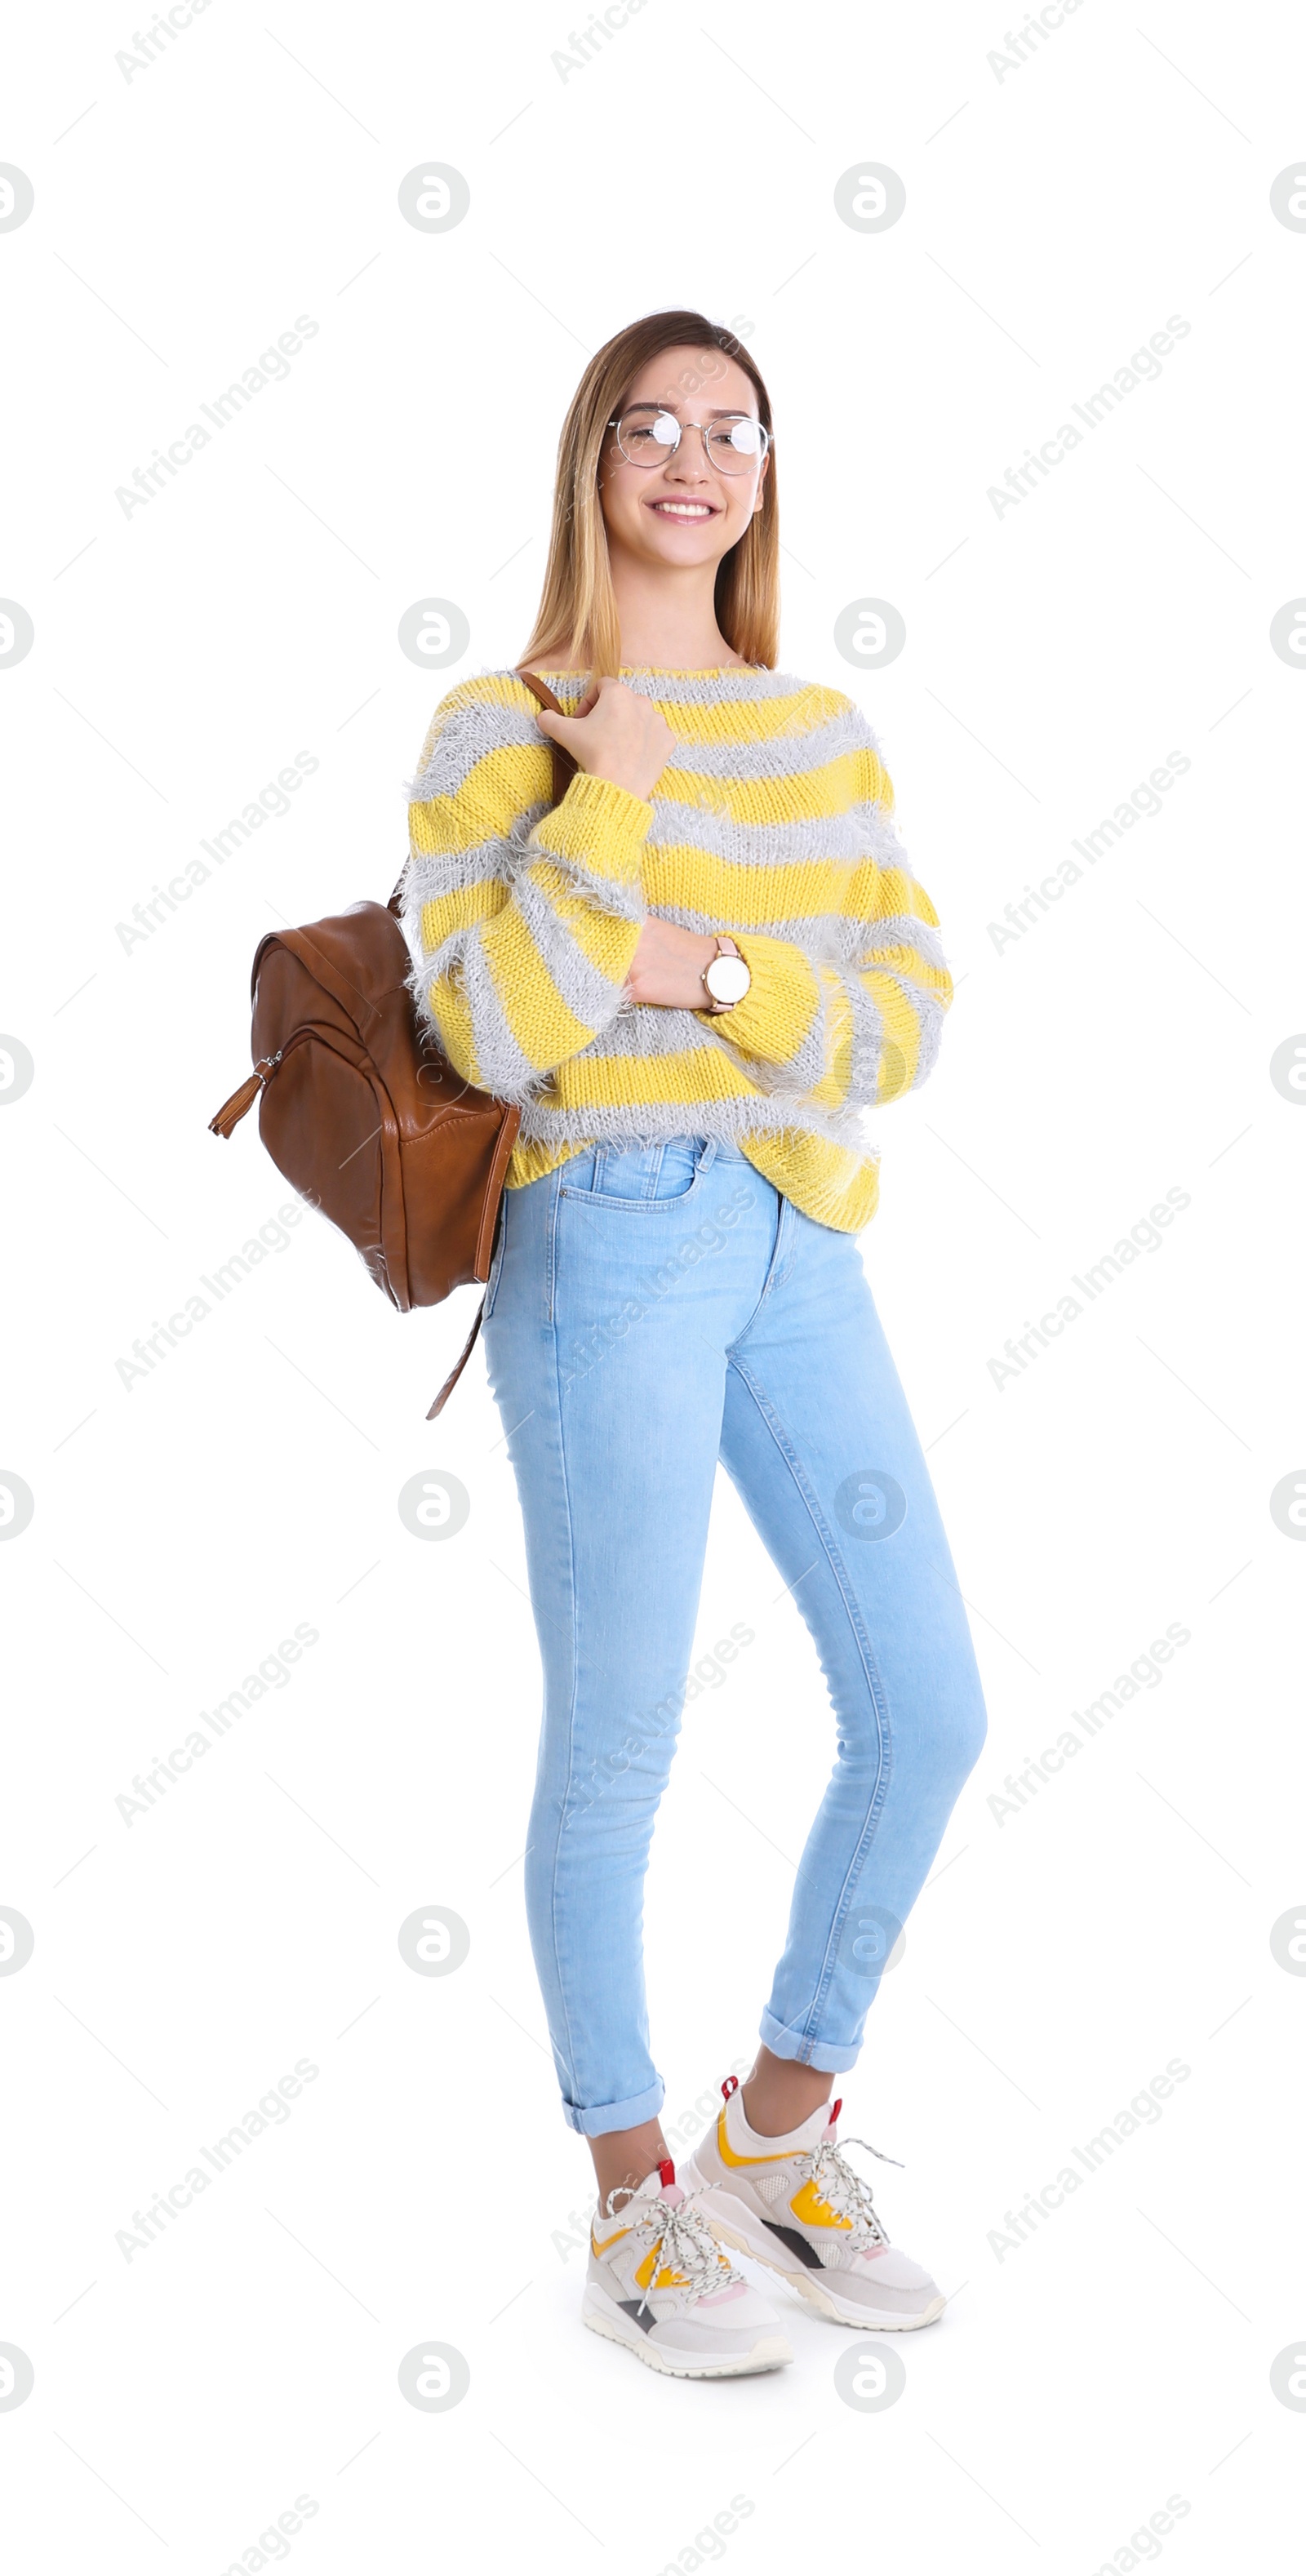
{"left": 208, "top": 669, "right": 575, "bottom": 1419}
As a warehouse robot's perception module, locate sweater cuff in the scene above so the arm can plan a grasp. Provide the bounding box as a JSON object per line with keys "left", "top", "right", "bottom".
{"left": 711, "top": 932, "right": 821, "bottom": 1068}
{"left": 532, "top": 770, "right": 654, "bottom": 886}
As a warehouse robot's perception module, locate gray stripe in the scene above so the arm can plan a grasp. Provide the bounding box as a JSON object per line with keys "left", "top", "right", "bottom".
{"left": 645, "top": 797, "right": 903, "bottom": 867}
{"left": 525, "top": 828, "right": 646, "bottom": 923}
{"left": 887, "top": 977, "right": 948, "bottom": 1091}
{"left": 520, "top": 664, "right": 819, "bottom": 707}
{"left": 402, "top": 802, "right": 646, "bottom": 922}
{"left": 402, "top": 841, "right": 511, "bottom": 906}
{"left": 630, "top": 903, "right": 944, "bottom": 988}
{"left": 409, "top": 690, "right": 883, "bottom": 806}
{"left": 407, "top": 700, "right": 551, "bottom": 805}
{"left": 588, "top": 1004, "right": 722, "bottom": 1065}
{"left": 407, "top": 664, "right": 837, "bottom": 800}
{"left": 852, "top": 913, "right": 949, "bottom": 975}
{"left": 585, "top": 988, "right": 832, "bottom": 1104}
{"left": 652, "top": 704, "right": 875, "bottom": 783}
{"left": 837, "top": 971, "right": 887, "bottom": 1105}
{"left": 509, "top": 868, "right": 639, "bottom": 1024}
{"left": 406, "top": 936, "right": 541, "bottom": 1104}
{"left": 513, "top": 1092, "right": 875, "bottom": 1157}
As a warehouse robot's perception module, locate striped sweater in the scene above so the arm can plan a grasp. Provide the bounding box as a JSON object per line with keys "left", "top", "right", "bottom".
{"left": 400, "top": 664, "right": 953, "bottom": 1234}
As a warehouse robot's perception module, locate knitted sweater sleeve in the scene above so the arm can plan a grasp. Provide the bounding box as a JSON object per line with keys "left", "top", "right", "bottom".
{"left": 399, "top": 677, "right": 652, "bottom": 1104}
{"left": 712, "top": 723, "right": 953, "bottom": 1111}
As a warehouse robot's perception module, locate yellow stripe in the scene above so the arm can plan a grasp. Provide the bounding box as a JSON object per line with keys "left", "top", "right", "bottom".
{"left": 479, "top": 904, "right": 597, "bottom": 1074}
{"left": 525, "top": 868, "right": 644, "bottom": 982}
{"left": 641, "top": 846, "right": 851, "bottom": 928}
{"left": 424, "top": 973, "right": 479, "bottom": 1087}
{"left": 659, "top": 751, "right": 869, "bottom": 829}
{"left": 411, "top": 746, "right": 552, "bottom": 851}
{"left": 419, "top": 881, "right": 503, "bottom": 947}
{"left": 844, "top": 863, "right": 939, "bottom": 929}
{"left": 540, "top": 1046, "right": 770, "bottom": 1108}
{"left": 527, "top": 673, "right": 855, "bottom": 742}
{"left": 726, "top": 1132, "right": 880, "bottom": 1234}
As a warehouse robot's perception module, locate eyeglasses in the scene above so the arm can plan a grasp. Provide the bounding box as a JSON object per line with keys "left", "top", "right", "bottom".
{"left": 606, "top": 406, "right": 771, "bottom": 475}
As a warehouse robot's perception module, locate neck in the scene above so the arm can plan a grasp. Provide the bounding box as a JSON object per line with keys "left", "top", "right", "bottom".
{"left": 603, "top": 542, "right": 738, "bottom": 670}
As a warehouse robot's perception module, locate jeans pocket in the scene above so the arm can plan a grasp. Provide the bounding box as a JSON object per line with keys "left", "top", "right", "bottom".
{"left": 560, "top": 1136, "right": 717, "bottom": 1210}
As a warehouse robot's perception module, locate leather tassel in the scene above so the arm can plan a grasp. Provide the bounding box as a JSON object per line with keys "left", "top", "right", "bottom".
{"left": 209, "top": 1070, "right": 264, "bottom": 1139}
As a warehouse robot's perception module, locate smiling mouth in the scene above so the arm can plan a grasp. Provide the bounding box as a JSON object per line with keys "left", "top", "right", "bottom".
{"left": 646, "top": 498, "right": 720, "bottom": 521}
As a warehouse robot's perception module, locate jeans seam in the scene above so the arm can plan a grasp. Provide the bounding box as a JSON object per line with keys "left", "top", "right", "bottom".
{"left": 545, "top": 1162, "right": 562, "bottom": 1323}
{"left": 544, "top": 1238, "right": 584, "bottom": 2105}
{"left": 726, "top": 1351, "right": 895, "bottom": 2060}
{"left": 724, "top": 1188, "right": 792, "bottom": 1357}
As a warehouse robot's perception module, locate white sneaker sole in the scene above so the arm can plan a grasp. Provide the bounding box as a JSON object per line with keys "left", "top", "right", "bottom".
{"left": 690, "top": 2187, "right": 946, "bottom": 2331}
{"left": 582, "top": 2284, "right": 793, "bottom": 2378}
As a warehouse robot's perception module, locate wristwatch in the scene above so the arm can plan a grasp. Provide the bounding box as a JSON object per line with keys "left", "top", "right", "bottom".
{"left": 701, "top": 934, "right": 752, "bottom": 1015}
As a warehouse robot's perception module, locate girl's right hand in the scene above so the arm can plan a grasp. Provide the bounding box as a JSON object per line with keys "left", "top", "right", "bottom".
{"left": 535, "top": 674, "right": 675, "bottom": 804}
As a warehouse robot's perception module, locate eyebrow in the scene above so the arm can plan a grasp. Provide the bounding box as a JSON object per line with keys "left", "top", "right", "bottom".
{"left": 621, "top": 399, "right": 756, "bottom": 418}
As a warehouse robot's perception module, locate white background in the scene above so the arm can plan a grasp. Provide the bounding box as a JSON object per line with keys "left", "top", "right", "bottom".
{"left": 2, "top": 0, "right": 1304, "bottom": 2567}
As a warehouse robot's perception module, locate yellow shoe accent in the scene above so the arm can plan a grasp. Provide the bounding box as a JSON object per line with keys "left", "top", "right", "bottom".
{"left": 633, "top": 2245, "right": 690, "bottom": 2293}
{"left": 590, "top": 2223, "right": 630, "bottom": 2257}
{"left": 788, "top": 2176, "right": 852, "bottom": 2231}
{"left": 713, "top": 2108, "right": 790, "bottom": 2170}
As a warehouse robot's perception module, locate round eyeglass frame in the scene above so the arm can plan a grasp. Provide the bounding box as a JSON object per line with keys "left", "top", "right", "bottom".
{"left": 606, "top": 409, "right": 771, "bottom": 475}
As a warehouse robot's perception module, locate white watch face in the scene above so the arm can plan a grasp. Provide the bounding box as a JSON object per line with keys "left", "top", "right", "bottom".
{"left": 706, "top": 954, "right": 751, "bottom": 1003}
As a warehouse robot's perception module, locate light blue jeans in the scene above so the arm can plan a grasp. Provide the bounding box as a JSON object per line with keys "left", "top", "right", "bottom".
{"left": 482, "top": 1134, "right": 988, "bottom": 2137}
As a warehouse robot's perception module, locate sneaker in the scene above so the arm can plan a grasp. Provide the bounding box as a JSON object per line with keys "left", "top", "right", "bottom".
{"left": 583, "top": 2156, "right": 793, "bottom": 2378}
{"left": 680, "top": 2080, "right": 946, "bottom": 2330}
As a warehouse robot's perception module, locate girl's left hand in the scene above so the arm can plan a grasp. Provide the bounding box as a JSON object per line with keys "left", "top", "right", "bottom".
{"left": 624, "top": 915, "right": 726, "bottom": 1010}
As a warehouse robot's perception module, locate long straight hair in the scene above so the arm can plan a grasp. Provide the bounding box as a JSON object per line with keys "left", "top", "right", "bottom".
{"left": 519, "top": 310, "right": 780, "bottom": 677}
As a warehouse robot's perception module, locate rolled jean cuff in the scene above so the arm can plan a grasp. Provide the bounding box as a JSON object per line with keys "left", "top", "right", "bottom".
{"left": 758, "top": 2009, "right": 860, "bottom": 2076}
{"left": 562, "top": 2076, "right": 665, "bottom": 2139}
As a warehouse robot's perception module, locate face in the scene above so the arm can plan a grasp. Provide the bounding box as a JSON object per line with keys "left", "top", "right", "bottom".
{"left": 597, "top": 342, "right": 770, "bottom": 572}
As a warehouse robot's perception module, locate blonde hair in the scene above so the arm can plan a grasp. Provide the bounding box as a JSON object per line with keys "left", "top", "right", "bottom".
{"left": 519, "top": 309, "right": 779, "bottom": 677}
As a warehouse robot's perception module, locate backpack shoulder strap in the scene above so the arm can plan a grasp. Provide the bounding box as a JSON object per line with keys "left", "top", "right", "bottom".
{"left": 515, "top": 666, "right": 579, "bottom": 807}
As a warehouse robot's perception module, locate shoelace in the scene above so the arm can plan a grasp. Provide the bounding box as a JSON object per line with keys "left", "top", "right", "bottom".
{"left": 797, "top": 2134, "right": 904, "bottom": 2251}
{"left": 606, "top": 2187, "right": 744, "bottom": 2316}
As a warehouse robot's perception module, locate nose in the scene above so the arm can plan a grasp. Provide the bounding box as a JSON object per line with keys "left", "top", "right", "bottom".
{"left": 662, "top": 424, "right": 713, "bottom": 484}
